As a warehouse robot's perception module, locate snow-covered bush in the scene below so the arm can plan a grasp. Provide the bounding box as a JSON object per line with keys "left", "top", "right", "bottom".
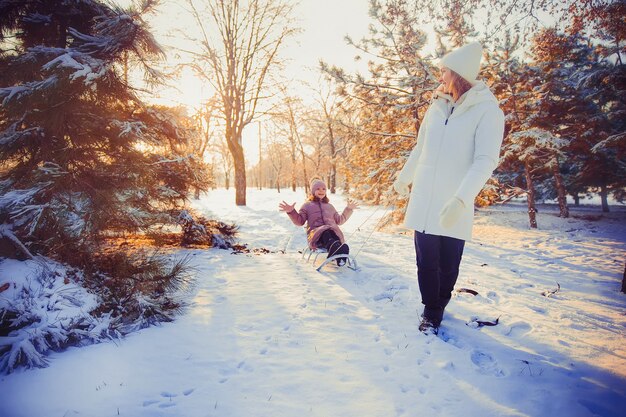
{"left": 0, "top": 251, "right": 193, "bottom": 374}
{"left": 0, "top": 258, "right": 111, "bottom": 373}
{"left": 177, "top": 210, "right": 238, "bottom": 248}
{"left": 85, "top": 250, "right": 194, "bottom": 335}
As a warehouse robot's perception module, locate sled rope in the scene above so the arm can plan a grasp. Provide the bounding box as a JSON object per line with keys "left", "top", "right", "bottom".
{"left": 351, "top": 204, "right": 394, "bottom": 261}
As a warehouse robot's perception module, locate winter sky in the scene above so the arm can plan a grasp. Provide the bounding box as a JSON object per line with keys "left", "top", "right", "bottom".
{"left": 116, "top": 0, "right": 552, "bottom": 164}
{"left": 113, "top": 0, "right": 379, "bottom": 163}
{"left": 116, "top": 0, "right": 373, "bottom": 109}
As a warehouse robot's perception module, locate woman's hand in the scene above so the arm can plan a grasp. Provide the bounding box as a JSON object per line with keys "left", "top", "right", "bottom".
{"left": 279, "top": 201, "right": 296, "bottom": 212}
{"left": 439, "top": 197, "right": 465, "bottom": 229}
{"left": 393, "top": 179, "right": 410, "bottom": 196}
{"left": 346, "top": 199, "right": 359, "bottom": 210}
{"left": 436, "top": 83, "right": 447, "bottom": 93}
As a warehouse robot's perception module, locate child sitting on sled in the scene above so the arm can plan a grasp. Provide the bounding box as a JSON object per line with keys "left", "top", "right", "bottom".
{"left": 279, "top": 178, "right": 359, "bottom": 266}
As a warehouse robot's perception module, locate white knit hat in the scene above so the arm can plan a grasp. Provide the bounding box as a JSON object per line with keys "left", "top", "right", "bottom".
{"left": 439, "top": 42, "right": 483, "bottom": 83}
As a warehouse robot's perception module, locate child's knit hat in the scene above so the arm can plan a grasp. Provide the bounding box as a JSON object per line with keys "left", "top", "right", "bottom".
{"left": 310, "top": 178, "right": 326, "bottom": 194}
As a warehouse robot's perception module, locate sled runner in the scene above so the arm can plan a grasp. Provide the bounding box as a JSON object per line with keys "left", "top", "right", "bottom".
{"left": 301, "top": 247, "right": 359, "bottom": 272}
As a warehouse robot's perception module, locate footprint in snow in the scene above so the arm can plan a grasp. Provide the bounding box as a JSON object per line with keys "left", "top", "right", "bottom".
{"left": 437, "top": 329, "right": 465, "bottom": 349}
{"left": 486, "top": 291, "right": 499, "bottom": 302}
{"left": 373, "top": 292, "right": 395, "bottom": 302}
{"left": 144, "top": 389, "right": 193, "bottom": 410}
{"left": 470, "top": 350, "right": 505, "bottom": 377}
{"left": 504, "top": 321, "right": 532, "bottom": 337}
{"left": 387, "top": 283, "right": 409, "bottom": 291}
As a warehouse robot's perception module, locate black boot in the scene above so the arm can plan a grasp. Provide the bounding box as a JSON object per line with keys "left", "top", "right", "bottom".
{"left": 329, "top": 241, "right": 349, "bottom": 266}
{"left": 419, "top": 306, "right": 442, "bottom": 335}
{"left": 419, "top": 316, "right": 439, "bottom": 335}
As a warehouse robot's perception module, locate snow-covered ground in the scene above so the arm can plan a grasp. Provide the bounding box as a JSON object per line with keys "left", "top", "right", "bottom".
{"left": 1, "top": 188, "right": 625, "bottom": 417}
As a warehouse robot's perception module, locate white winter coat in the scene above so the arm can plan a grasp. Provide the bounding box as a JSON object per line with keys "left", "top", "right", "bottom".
{"left": 397, "top": 81, "right": 505, "bottom": 241}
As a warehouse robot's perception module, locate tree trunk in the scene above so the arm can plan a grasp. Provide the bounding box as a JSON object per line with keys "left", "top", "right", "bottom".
{"left": 258, "top": 122, "right": 262, "bottom": 190}
{"left": 524, "top": 160, "right": 538, "bottom": 229}
{"left": 327, "top": 121, "right": 337, "bottom": 194}
{"left": 551, "top": 155, "right": 569, "bottom": 218}
{"left": 300, "top": 148, "right": 309, "bottom": 195}
{"left": 225, "top": 125, "right": 247, "bottom": 205}
{"left": 290, "top": 140, "right": 297, "bottom": 192}
{"left": 599, "top": 185, "right": 610, "bottom": 212}
{"left": 233, "top": 149, "right": 246, "bottom": 206}
{"left": 572, "top": 193, "right": 580, "bottom": 206}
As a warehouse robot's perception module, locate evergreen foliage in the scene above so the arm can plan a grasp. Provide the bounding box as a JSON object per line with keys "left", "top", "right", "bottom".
{"left": 0, "top": 0, "right": 209, "bottom": 259}
{"left": 321, "top": 0, "right": 625, "bottom": 227}
{"left": 321, "top": 0, "right": 436, "bottom": 208}
{"left": 0, "top": 0, "right": 213, "bottom": 372}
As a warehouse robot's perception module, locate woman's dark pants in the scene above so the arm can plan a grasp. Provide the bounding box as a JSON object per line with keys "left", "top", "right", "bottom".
{"left": 414, "top": 231, "right": 465, "bottom": 325}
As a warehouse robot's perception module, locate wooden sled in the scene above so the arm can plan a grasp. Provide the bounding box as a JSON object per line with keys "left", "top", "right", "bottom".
{"left": 301, "top": 247, "right": 359, "bottom": 272}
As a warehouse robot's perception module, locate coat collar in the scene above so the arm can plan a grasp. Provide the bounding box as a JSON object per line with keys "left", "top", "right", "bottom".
{"left": 431, "top": 81, "right": 498, "bottom": 119}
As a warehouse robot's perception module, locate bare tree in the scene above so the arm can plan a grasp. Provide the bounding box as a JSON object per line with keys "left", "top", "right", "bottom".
{"left": 266, "top": 140, "right": 285, "bottom": 192}
{"left": 269, "top": 89, "right": 306, "bottom": 192}
{"left": 191, "top": 97, "right": 221, "bottom": 198}
{"left": 211, "top": 136, "right": 234, "bottom": 189}
{"left": 269, "top": 117, "right": 297, "bottom": 191}
{"left": 284, "top": 95, "right": 311, "bottom": 194}
{"left": 312, "top": 80, "right": 350, "bottom": 194}
{"left": 187, "top": 0, "right": 297, "bottom": 205}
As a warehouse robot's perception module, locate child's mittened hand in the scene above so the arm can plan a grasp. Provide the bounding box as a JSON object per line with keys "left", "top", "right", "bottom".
{"left": 439, "top": 197, "right": 465, "bottom": 229}
{"left": 279, "top": 201, "right": 296, "bottom": 212}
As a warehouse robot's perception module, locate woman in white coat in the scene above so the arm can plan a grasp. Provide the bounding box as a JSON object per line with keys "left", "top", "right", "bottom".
{"left": 394, "top": 42, "right": 505, "bottom": 334}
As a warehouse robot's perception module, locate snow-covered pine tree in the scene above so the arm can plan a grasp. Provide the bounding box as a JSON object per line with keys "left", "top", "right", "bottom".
{"left": 529, "top": 27, "right": 625, "bottom": 213}
{"left": 483, "top": 31, "right": 530, "bottom": 205}
{"left": 566, "top": 3, "right": 626, "bottom": 210}
{"left": 491, "top": 32, "right": 552, "bottom": 228}
{"left": 0, "top": 0, "right": 208, "bottom": 261}
{"left": 519, "top": 28, "right": 583, "bottom": 218}
{"left": 321, "top": 0, "right": 435, "bottom": 207}
{"left": 0, "top": 0, "right": 213, "bottom": 372}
